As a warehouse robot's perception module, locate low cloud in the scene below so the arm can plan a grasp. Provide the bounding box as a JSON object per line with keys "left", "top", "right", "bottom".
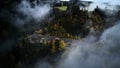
{"left": 57, "top": 22, "right": 120, "bottom": 68}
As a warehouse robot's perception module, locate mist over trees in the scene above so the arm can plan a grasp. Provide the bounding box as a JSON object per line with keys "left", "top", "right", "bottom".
{"left": 0, "top": 0, "right": 120, "bottom": 68}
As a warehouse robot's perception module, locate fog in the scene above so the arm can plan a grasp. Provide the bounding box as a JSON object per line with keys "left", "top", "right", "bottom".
{"left": 0, "top": 0, "right": 51, "bottom": 53}
{"left": 15, "top": 0, "right": 51, "bottom": 26}
{"left": 33, "top": 21, "right": 120, "bottom": 68}
{"left": 17, "top": 0, "right": 51, "bottom": 21}
{"left": 57, "top": 22, "right": 120, "bottom": 68}
{"left": 82, "top": 0, "right": 120, "bottom": 11}
{"left": 0, "top": 0, "right": 120, "bottom": 68}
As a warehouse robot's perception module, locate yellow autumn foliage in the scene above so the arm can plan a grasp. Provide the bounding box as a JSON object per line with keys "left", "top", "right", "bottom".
{"left": 59, "top": 40, "right": 66, "bottom": 50}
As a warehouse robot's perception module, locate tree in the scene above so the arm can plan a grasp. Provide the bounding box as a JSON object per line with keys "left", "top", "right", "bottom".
{"left": 59, "top": 40, "right": 66, "bottom": 51}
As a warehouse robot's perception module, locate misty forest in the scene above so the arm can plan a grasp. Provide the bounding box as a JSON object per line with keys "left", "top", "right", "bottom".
{"left": 0, "top": 0, "right": 120, "bottom": 68}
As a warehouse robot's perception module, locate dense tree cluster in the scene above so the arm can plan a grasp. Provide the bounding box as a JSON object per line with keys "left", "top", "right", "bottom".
{"left": 16, "top": 35, "right": 67, "bottom": 64}
{"left": 41, "top": 5, "right": 107, "bottom": 38}
{"left": 1, "top": 1, "right": 120, "bottom": 67}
